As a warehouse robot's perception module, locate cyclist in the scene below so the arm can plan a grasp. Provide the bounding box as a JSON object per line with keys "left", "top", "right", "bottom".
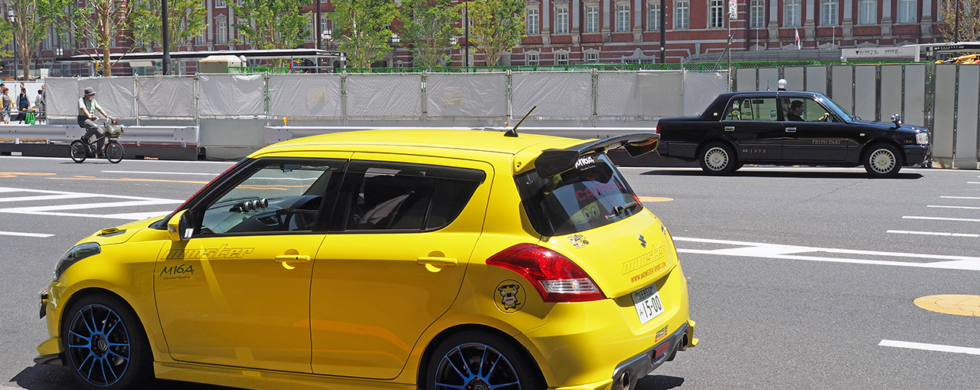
{"left": 78, "top": 87, "right": 113, "bottom": 157}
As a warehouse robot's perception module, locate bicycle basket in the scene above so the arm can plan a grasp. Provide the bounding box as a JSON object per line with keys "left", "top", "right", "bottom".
{"left": 106, "top": 122, "right": 124, "bottom": 138}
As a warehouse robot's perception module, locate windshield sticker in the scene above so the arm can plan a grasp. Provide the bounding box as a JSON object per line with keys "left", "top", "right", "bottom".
{"left": 574, "top": 155, "right": 596, "bottom": 171}
{"left": 495, "top": 280, "right": 526, "bottom": 313}
{"left": 575, "top": 180, "right": 626, "bottom": 201}
{"left": 770, "top": 110, "right": 777, "bottom": 118}
{"left": 568, "top": 234, "right": 590, "bottom": 248}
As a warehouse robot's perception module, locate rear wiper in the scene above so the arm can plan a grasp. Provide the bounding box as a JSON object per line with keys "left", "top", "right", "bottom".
{"left": 609, "top": 202, "right": 638, "bottom": 217}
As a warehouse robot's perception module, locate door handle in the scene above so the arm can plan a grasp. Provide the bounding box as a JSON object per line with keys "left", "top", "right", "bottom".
{"left": 724, "top": 126, "right": 735, "bottom": 132}
{"left": 785, "top": 127, "right": 797, "bottom": 133}
{"left": 275, "top": 255, "right": 311, "bottom": 263}
{"left": 417, "top": 257, "right": 458, "bottom": 267}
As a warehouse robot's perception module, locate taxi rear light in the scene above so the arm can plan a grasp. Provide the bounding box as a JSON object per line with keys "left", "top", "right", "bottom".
{"left": 655, "top": 122, "right": 661, "bottom": 134}
{"left": 486, "top": 243, "right": 605, "bottom": 302}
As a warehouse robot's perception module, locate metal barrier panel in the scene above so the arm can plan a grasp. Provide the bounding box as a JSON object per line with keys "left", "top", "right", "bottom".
{"left": 636, "top": 72, "right": 684, "bottom": 118}
{"left": 79, "top": 77, "right": 137, "bottom": 120}
{"left": 880, "top": 65, "right": 903, "bottom": 121}
{"left": 346, "top": 74, "right": 422, "bottom": 120}
{"left": 831, "top": 66, "right": 853, "bottom": 113}
{"left": 784, "top": 67, "right": 805, "bottom": 91}
{"left": 805, "top": 66, "right": 828, "bottom": 94}
{"left": 932, "top": 65, "right": 957, "bottom": 160}
{"left": 854, "top": 66, "right": 877, "bottom": 121}
{"left": 199, "top": 74, "right": 266, "bottom": 117}
{"left": 683, "top": 72, "right": 727, "bottom": 116}
{"left": 138, "top": 76, "right": 197, "bottom": 119}
{"left": 513, "top": 72, "right": 593, "bottom": 120}
{"left": 955, "top": 65, "right": 979, "bottom": 168}
{"left": 597, "top": 73, "right": 640, "bottom": 117}
{"left": 426, "top": 73, "right": 507, "bottom": 118}
{"left": 903, "top": 65, "right": 927, "bottom": 127}
{"left": 758, "top": 68, "right": 780, "bottom": 91}
{"left": 736, "top": 68, "right": 756, "bottom": 91}
{"left": 268, "top": 74, "right": 342, "bottom": 119}
{"left": 46, "top": 78, "right": 79, "bottom": 119}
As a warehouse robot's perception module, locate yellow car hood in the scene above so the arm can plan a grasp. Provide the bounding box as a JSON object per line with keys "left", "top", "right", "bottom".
{"left": 74, "top": 215, "right": 170, "bottom": 247}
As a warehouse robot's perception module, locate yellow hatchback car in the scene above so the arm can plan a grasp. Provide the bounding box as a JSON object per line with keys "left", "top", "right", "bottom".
{"left": 36, "top": 129, "right": 696, "bottom": 390}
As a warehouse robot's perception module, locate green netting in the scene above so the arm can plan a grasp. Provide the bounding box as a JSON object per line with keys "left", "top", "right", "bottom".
{"left": 228, "top": 66, "right": 290, "bottom": 74}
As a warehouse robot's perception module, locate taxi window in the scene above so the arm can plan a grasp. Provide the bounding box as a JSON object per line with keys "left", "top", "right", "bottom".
{"left": 516, "top": 153, "right": 641, "bottom": 236}
{"left": 340, "top": 162, "right": 485, "bottom": 232}
{"left": 199, "top": 159, "right": 344, "bottom": 235}
{"left": 804, "top": 99, "right": 836, "bottom": 122}
{"left": 725, "top": 97, "right": 778, "bottom": 121}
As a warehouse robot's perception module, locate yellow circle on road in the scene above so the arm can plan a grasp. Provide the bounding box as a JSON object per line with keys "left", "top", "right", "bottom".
{"left": 913, "top": 295, "right": 980, "bottom": 317}
{"left": 638, "top": 196, "right": 673, "bottom": 202}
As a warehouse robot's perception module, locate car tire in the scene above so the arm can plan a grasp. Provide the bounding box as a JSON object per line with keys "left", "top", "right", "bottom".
{"left": 424, "top": 330, "right": 546, "bottom": 390}
{"left": 699, "top": 142, "right": 738, "bottom": 175}
{"left": 61, "top": 293, "right": 152, "bottom": 390}
{"left": 863, "top": 143, "right": 903, "bottom": 178}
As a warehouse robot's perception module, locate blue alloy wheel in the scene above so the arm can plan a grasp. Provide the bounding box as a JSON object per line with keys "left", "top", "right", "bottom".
{"left": 435, "top": 343, "right": 521, "bottom": 390}
{"left": 66, "top": 303, "right": 132, "bottom": 387}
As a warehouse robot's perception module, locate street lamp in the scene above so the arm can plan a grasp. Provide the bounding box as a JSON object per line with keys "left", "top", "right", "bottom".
{"left": 7, "top": 8, "right": 16, "bottom": 80}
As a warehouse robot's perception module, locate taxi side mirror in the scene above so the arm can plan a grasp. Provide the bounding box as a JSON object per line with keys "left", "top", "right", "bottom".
{"left": 168, "top": 210, "right": 194, "bottom": 241}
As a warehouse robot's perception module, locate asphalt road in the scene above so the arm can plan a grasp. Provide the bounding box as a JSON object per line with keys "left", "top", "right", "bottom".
{"left": 1, "top": 156, "right": 978, "bottom": 389}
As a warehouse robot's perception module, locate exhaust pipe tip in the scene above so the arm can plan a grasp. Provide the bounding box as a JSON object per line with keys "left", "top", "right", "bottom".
{"left": 619, "top": 371, "right": 631, "bottom": 390}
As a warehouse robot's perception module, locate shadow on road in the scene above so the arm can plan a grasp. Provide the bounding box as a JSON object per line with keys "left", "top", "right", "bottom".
{"left": 11, "top": 365, "right": 243, "bottom": 390}
{"left": 637, "top": 375, "right": 685, "bottom": 389}
{"left": 639, "top": 169, "right": 923, "bottom": 180}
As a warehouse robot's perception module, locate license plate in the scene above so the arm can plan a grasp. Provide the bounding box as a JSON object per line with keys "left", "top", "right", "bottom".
{"left": 631, "top": 284, "right": 664, "bottom": 325}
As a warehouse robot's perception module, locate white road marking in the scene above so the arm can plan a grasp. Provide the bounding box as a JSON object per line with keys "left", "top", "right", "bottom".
{"left": 0, "top": 187, "right": 183, "bottom": 220}
{"left": 0, "top": 231, "right": 53, "bottom": 238}
{"left": 927, "top": 205, "right": 980, "bottom": 210}
{"left": 941, "top": 196, "right": 980, "bottom": 200}
{"left": 902, "top": 216, "right": 980, "bottom": 222}
{"left": 0, "top": 194, "right": 97, "bottom": 203}
{"left": 101, "top": 170, "right": 218, "bottom": 176}
{"left": 879, "top": 340, "right": 980, "bottom": 356}
{"left": 887, "top": 230, "right": 980, "bottom": 238}
{"left": 673, "top": 236, "right": 980, "bottom": 271}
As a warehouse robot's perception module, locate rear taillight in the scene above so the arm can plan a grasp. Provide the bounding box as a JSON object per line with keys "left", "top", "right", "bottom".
{"left": 486, "top": 244, "right": 605, "bottom": 302}
{"left": 655, "top": 122, "right": 661, "bottom": 134}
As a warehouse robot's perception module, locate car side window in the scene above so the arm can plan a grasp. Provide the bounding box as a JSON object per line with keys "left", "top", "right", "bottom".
{"left": 725, "top": 98, "right": 778, "bottom": 121}
{"left": 198, "top": 159, "right": 344, "bottom": 235}
{"left": 341, "top": 161, "right": 485, "bottom": 232}
{"left": 804, "top": 99, "right": 836, "bottom": 122}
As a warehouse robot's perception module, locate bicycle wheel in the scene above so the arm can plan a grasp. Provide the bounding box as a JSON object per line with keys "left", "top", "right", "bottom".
{"left": 70, "top": 141, "right": 88, "bottom": 163}
{"left": 105, "top": 141, "right": 124, "bottom": 164}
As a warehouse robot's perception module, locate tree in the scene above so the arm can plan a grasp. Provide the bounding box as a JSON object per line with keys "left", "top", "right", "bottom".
{"left": 130, "top": 0, "right": 208, "bottom": 51}
{"left": 397, "top": 0, "right": 462, "bottom": 68}
{"left": 1, "top": 0, "right": 62, "bottom": 80}
{"left": 328, "top": 0, "right": 397, "bottom": 69}
{"left": 54, "top": 0, "right": 137, "bottom": 77}
{"left": 231, "top": 0, "right": 311, "bottom": 66}
{"left": 937, "top": 0, "right": 980, "bottom": 43}
{"left": 467, "top": 0, "right": 524, "bottom": 67}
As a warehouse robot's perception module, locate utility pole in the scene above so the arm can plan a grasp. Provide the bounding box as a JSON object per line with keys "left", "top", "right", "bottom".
{"left": 315, "top": 0, "right": 321, "bottom": 73}
{"left": 659, "top": 0, "right": 665, "bottom": 63}
{"left": 162, "top": 0, "right": 170, "bottom": 75}
{"left": 954, "top": 0, "right": 960, "bottom": 42}
{"left": 464, "top": 0, "right": 469, "bottom": 68}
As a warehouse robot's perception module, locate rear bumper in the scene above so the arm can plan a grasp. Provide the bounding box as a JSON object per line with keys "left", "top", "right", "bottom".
{"left": 903, "top": 144, "right": 929, "bottom": 166}
{"left": 607, "top": 321, "right": 696, "bottom": 390}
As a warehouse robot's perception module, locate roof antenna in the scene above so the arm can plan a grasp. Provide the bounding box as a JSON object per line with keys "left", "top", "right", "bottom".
{"left": 505, "top": 106, "right": 536, "bottom": 137}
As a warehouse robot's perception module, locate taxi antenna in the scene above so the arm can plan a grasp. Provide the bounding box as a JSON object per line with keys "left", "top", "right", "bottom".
{"left": 505, "top": 106, "right": 536, "bottom": 138}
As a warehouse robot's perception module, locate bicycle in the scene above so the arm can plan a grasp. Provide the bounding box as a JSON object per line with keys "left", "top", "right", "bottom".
{"left": 70, "top": 119, "right": 125, "bottom": 164}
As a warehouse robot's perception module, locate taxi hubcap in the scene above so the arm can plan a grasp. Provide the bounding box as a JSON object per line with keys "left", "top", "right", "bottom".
{"left": 67, "top": 304, "right": 132, "bottom": 386}
{"left": 435, "top": 343, "right": 520, "bottom": 390}
{"left": 870, "top": 149, "right": 895, "bottom": 173}
{"left": 705, "top": 147, "right": 729, "bottom": 170}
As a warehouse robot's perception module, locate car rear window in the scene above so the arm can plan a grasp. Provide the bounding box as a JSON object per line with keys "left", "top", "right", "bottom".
{"left": 516, "top": 153, "right": 642, "bottom": 236}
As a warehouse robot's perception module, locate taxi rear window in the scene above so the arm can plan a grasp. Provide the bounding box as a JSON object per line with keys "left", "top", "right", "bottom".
{"left": 516, "top": 153, "right": 642, "bottom": 236}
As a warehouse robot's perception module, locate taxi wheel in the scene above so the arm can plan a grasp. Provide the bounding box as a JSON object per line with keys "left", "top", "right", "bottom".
{"left": 62, "top": 294, "right": 152, "bottom": 390}
{"left": 699, "top": 142, "right": 738, "bottom": 175}
{"left": 425, "top": 331, "right": 545, "bottom": 390}
{"left": 863, "top": 143, "right": 903, "bottom": 178}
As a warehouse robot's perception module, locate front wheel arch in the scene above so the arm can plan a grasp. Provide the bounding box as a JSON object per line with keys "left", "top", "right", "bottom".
{"left": 417, "top": 324, "right": 547, "bottom": 389}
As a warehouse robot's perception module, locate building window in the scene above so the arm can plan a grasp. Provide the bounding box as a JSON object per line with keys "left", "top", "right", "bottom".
{"left": 43, "top": 27, "right": 53, "bottom": 50}
{"left": 784, "top": 0, "right": 801, "bottom": 27}
{"left": 217, "top": 18, "right": 228, "bottom": 44}
{"left": 585, "top": 51, "right": 599, "bottom": 62}
{"left": 858, "top": 0, "right": 876, "bottom": 24}
{"left": 648, "top": 2, "right": 660, "bottom": 30}
{"left": 527, "top": 8, "right": 539, "bottom": 34}
{"left": 674, "top": 0, "right": 689, "bottom": 29}
{"left": 306, "top": 17, "right": 314, "bottom": 41}
{"left": 196, "top": 32, "right": 205, "bottom": 45}
{"left": 709, "top": 0, "right": 724, "bottom": 28}
{"left": 216, "top": 0, "right": 226, "bottom": 7}
{"left": 898, "top": 0, "right": 915, "bottom": 23}
{"left": 556, "top": 7, "right": 569, "bottom": 33}
{"left": 526, "top": 52, "right": 539, "bottom": 65}
{"left": 821, "top": 0, "right": 838, "bottom": 25}
{"left": 750, "top": 0, "right": 764, "bottom": 28}
{"left": 616, "top": 4, "right": 630, "bottom": 32}
{"left": 586, "top": 5, "right": 599, "bottom": 32}
{"left": 556, "top": 52, "right": 569, "bottom": 64}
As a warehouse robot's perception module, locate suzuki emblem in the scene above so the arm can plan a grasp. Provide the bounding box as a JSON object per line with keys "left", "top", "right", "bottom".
{"left": 638, "top": 234, "right": 646, "bottom": 248}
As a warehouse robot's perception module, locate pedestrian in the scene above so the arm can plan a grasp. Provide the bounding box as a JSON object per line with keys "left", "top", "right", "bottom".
{"left": 17, "top": 88, "right": 30, "bottom": 123}
{"left": 1, "top": 88, "right": 10, "bottom": 124}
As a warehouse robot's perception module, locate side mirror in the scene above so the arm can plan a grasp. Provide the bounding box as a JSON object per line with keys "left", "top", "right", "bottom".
{"left": 891, "top": 114, "right": 901, "bottom": 127}
{"left": 167, "top": 210, "right": 194, "bottom": 241}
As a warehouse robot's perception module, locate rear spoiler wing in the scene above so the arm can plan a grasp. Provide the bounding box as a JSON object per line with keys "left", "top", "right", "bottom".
{"left": 534, "top": 132, "right": 660, "bottom": 178}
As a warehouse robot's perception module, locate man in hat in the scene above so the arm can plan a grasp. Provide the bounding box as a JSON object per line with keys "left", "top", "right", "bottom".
{"left": 78, "top": 87, "right": 113, "bottom": 156}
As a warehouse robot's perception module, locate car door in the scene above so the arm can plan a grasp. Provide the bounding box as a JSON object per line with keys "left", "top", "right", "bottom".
{"left": 780, "top": 97, "right": 853, "bottom": 162}
{"left": 155, "top": 156, "right": 348, "bottom": 373}
{"left": 721, "top": 96, "right": 784, "bottom": 162}
{"left": 309, "top": 153, "right": 492, "bottom": 379}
